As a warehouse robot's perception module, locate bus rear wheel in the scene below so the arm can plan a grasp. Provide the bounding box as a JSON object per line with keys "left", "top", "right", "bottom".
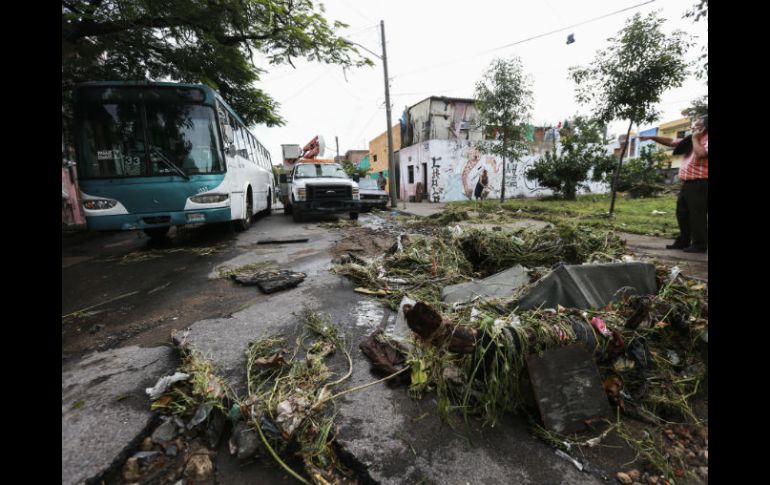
{"left": 144, "top": 226, "right": 170, "bottom": 239}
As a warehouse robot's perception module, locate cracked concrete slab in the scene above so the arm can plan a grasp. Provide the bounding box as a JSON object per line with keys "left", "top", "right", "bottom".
{"left": 62, "top": 345, "right": 177, "bottom": 485}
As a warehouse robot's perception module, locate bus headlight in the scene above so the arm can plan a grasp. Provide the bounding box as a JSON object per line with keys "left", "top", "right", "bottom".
{"left": 297, "top": 188, "right": 306, "bottom": 201}
{"left": 190, "top": 194, "right": 229, "bottom": 204}
{"left": 83, "top": 199, "right": 117, "bottom": 210}
{"left": 352, "top": 187, "right": 360, "bottom": 200}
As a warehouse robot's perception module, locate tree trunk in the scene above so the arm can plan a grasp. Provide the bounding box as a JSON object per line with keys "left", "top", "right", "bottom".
{"left": 609, "top": 119, "right": 634, "bottom": 215}
{"left": 500, "top": 129, "right": 507, "bottom": 203}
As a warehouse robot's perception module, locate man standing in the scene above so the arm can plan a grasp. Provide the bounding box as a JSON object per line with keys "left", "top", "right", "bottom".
{"left": 377, "top": 172, "right": 387, "bottom": 191}
{"left": 639, "top": 115, "right": 708, "bottom": 253}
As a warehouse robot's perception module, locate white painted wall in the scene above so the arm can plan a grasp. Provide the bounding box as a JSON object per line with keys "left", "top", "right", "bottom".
{"left": 398, "top": 139, "right": 609, "bottom": 202}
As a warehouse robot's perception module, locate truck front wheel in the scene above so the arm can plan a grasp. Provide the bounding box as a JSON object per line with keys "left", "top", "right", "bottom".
{"left": 349, "top": 212, "right": 359, "bottom": 220}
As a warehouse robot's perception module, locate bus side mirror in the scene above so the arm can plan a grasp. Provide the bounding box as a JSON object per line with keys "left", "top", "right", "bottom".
{"left": 279, "top": 174, "right": 287, "bottom": 183}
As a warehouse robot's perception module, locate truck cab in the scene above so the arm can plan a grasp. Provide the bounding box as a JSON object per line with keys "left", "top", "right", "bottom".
{"left": 280, "top": 159, "right": 360, "bottom": 222}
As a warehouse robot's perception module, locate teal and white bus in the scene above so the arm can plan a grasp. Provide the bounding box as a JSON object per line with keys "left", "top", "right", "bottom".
{"left": 74, "top": 81, "right": 274, "bottom": 238}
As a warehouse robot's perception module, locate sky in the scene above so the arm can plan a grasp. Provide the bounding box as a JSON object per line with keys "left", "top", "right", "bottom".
{"left": 248, "top": 0, "right": 707, "bottom": 166}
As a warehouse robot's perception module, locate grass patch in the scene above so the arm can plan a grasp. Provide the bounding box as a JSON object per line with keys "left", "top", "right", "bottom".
{"left": 449, "top": 193, "right": 677, "bottom": 238}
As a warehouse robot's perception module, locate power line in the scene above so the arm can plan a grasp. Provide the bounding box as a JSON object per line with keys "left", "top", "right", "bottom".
{"left": 393, "top": 0, "right": 656, "bottom": 79}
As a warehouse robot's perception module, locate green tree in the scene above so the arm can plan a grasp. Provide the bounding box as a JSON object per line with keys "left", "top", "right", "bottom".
{"left": 62, "top": 0, "right": 372, "bottom": 129}
{"left": 681, "top": 94, "right": 708, "bottom": 119}
{"left": 570, "top": 12, "right": 690, "bottom": 214}
{"left": 474, "top": 57, "right": 534, "bottom": 202}
{"left": 525, "top": 116, "right": 616, "bottom": 200}
{"left": 340, "top": 159, "right": 367, "bottom": 178}
{"left": 684, "top": 0, "right": 708, "bottom": 83}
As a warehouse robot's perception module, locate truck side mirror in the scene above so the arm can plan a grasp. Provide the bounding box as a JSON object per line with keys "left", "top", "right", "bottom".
{"left": 279, "top": 174, "right": 287, "bottom": 183}
{"left": 227, "top": 145, "right": 237, "bottom": 157}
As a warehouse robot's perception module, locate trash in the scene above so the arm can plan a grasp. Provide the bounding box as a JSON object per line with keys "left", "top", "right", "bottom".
{"left": 555, "top": 449, "right": 583, "bottom": 471}
{"left": 132, "top": 450, "right": 161, "bottom": 466}
{"left": 666, "top": 350, "right": 681, "bottom": 366}
{"left": 171, "top": 329, "right": 191, "bottom": 350}
{"left": 257, "top": 237, "right": 310, "bottom": 244}
{"left": 404, "top": 302, "right": 443, "bottom": 340}
{"left": 359, "top": 329, "right": 409, "bottom": 384}
{"left": 146, "top": 372, "right": 190, "bottom": 400}
{"left": 441, "top": 264, "right": 530, "bottom": 305}
{"left": 232, "top": 269, "right": 306, "bottom": 294}
{"left": 517, "top": 262, "right": 658, "bottom": 311}
{"left": 354, "top": 287, "right": 396, "bottom": 296}
{"left": 651, "top": 210, "right": 667, "bottom": 215}
{"left": 187, "top": 402, "right": 214, "bottom": 429}
{"left": 526, "top": 344, "right": 613, "bottom": 434}
{"left": 624, "top": 295, "right": 654, "bottom": 330}
{"left": 275, "top": 395, "right": 311, "bottom": 437}
{"left": 591, "top": 317, "right": 612, "bottom": 338}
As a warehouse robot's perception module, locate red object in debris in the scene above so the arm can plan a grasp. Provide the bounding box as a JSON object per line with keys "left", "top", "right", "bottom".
{"left": 591, "top": 317, "right": 612, "bottom": 338}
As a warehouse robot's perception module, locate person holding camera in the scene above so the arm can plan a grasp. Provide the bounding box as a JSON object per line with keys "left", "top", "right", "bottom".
{"left": 639, "top": 115, "right": 708, "bottom": 253}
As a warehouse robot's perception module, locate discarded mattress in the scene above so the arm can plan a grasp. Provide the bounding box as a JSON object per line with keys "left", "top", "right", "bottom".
{"left": 441, "top": 264, "right": 529, "bottom": 305}
{"left": 517, "top": 262, "right": 657, "bottom": 310}
{"left": 232, "top": 270, "right": 307, "bottom": 294}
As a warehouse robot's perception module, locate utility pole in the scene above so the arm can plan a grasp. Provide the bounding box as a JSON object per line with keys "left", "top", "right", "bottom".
{"left": 335, "top": 136, "right": 340, "bottom": 163}
{"left": 381, "top": 20, "right": 397, "bottom": 208}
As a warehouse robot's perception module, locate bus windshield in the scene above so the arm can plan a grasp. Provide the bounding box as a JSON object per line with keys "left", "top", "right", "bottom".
{"left": 294, "top": 163, "right": 347, "bottom": 179}
{"left": 77, "top": 93, "right": 223, "bottom": 178}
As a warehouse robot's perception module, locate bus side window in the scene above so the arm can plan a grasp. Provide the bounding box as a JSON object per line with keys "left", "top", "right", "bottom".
{"left": 248, "top": 135, "right": 256, "bottom": 164}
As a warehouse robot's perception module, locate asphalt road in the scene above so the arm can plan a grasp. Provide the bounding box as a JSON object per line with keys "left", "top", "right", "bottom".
{"left": 62, "top": 211, "right": 618, "bottom": 484}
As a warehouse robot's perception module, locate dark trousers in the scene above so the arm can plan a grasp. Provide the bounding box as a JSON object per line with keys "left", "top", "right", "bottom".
{"left": 674, "top": 179, "right": 708, "bottom": 248}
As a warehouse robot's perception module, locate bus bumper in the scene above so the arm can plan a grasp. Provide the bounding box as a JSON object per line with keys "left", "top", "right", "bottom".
{"left": 85, "top": 208, "right": 232, "bottom": 231}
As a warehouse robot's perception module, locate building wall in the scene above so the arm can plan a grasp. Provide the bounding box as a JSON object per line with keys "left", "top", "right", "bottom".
{"left": 398, "top": 139, "right": 608, "bottom": 202}
{"left": 402, "top": 97, "right": 483, "bottom": 146}
{"left": 345, "top": 150, "right": 369, "bottom": 166}
{"left": 658, "top": 117, "right": 691, "bottom": 169}
{"left": 368, "top": 124, "right": 401, "bottom": 191}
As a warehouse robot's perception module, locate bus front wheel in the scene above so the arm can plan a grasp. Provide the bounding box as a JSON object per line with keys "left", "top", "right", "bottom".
{"left": 234, "top": 195, "right": 253, "bottom": 231}
{"left": 144, "top": 226, "right": 170, "bottom": 239}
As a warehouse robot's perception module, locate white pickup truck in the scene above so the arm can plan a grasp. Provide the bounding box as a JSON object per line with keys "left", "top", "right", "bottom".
{"left": 279, "top": 159, "right": 361, "bottom": 222}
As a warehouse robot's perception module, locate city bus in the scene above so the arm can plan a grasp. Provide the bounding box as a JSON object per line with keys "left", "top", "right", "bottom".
{"left": 73, "top": 81, "right": 274, "bottom": 238}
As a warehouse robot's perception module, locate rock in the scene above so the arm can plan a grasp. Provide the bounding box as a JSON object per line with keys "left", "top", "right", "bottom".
{"left": 627, "top": 469, "right": 640, "bottom": 481}
{"left": 701, "top": 449, "right": 708, "bottom": 462}
{"left": 697, "top": 466, "right": 708, "bottom": 479}
{"left": 184, "top": 453, "right": 213, "bottom": 482}
{"left": 647, "top": 476, "right": 658, "bottom": 484}
{"left": 617, "top": 472, "right": 633, "bottom": 484}
{"left": 152, "top": 419, "right": 178, "bottom": 443}
{"left": 133, "top": 450, "right": 161, "bottom": 466}
{"left": 232, "top": 421, "right": 259, "bottom": 460}
{"left": 123, "top": 457, "right": 141, "bottom": 482}
{"left": 141, "top": 437, "right": 153, "bottom": 451}
{"left": 165, "top": 444, "right": 178, "bottom": 457}
{"left": 89, "top": 324, "right": 104, "bottom": 334}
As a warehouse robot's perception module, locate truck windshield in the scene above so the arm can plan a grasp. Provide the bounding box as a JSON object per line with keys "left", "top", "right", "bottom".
{"left": 294, "top": 163, "right": 348, "bottom": 178}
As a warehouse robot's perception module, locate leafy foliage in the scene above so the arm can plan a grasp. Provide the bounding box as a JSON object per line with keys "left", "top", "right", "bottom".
{"left": 681, "top": 95, "right": 708, "bottom": 120}
{"left": 340, "top": 158, "right": 367, "bottom": 178}
{"left": 62, "top": 0, "right": 373, "bottom": 129}
{"left": 474, "top": 57, "right": 534, "bottom": 200}
{"left": 684, "top": 0, "right": 708, "bottom": 82}
{"left": 525, "top": 116, "right": 616, "bottom": 200}
{"left": 569, "top": 12, "right": 691, "bottom": 126}
{"left": 616, "top": 146, "right": 669, "bottom": 198}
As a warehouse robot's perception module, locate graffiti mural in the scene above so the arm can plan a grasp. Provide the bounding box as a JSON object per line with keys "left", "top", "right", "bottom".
{"left": 398, "top": 140, "right": 608, "bottom": 202}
